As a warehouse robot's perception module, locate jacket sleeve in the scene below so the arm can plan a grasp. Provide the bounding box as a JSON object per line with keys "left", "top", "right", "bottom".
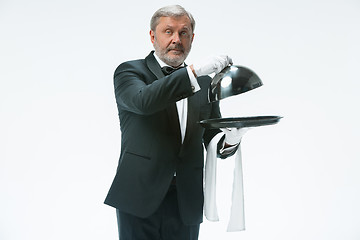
{"left": 114, "top": 62, "right": 193, "bottom": 115}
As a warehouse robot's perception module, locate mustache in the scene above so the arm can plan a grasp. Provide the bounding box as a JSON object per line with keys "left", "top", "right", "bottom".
{"left": 166, "top": 45, "right": 185, "bottom": 52}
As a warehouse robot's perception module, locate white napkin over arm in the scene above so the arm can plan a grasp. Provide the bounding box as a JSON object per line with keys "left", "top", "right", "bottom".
{"left": 204, "top": 132, "right": 247, "bottom": 231}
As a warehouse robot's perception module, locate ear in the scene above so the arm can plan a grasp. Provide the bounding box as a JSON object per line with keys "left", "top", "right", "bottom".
{"left": 150, "top": 30, "right": 155, "bottom": 44}
{"left": 191, "top": 33, "right": 195, "bottom": 43}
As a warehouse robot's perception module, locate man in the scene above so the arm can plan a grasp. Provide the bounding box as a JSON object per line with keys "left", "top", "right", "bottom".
{"left": 105, "top": 5, "right": 244, "bottom": 240}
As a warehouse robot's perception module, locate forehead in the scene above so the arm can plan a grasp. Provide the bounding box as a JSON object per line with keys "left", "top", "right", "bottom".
{"left": 156, "top": 16, "right": 192, "bottom": 30}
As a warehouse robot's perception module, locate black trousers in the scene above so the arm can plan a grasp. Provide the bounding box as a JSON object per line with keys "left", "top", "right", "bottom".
{"left": 116, "top": 185, "right": 200, "bottom": 240}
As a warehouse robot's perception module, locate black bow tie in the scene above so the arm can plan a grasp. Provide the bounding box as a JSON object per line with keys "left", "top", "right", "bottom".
{"left": 161, "top": 66, "right": 184, "bottom": 76}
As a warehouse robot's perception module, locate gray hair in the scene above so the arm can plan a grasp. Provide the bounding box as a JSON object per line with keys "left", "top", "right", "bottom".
{"left": 150, "top": 5, "right": 195, "bottom": 33}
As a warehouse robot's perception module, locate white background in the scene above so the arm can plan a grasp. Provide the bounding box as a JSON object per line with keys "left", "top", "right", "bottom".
{"left": 1, "top": 0, "right": 359, "bottom": 239}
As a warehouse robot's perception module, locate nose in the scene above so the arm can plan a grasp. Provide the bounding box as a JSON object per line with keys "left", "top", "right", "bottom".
{"left": 172, "top": 32, "right": 181, "bottom": 44}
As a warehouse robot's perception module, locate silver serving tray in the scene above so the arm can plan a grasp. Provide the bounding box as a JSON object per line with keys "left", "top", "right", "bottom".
{"left": 199, "top": 116, "right": 282, "bottom": 129}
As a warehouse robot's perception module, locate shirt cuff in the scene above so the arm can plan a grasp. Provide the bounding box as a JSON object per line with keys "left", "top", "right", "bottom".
{"left": 186, "top": 66, "right": 201, "bottom": 93}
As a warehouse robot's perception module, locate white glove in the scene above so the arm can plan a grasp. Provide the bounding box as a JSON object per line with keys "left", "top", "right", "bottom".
{"left": 221, "top": 127, "right": 250, "bottom": 146}
{"left": 193, "top": 55, "right": 233, "bottom": 77}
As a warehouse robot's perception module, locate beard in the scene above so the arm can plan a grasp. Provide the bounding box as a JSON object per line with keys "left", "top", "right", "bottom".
{"left": 153, "top": 40, "right": 192, "bottom": 67}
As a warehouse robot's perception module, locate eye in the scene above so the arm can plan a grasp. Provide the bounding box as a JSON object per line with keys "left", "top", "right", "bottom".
{"left": 165, "top": 30, "right": 172, "bottom": 34}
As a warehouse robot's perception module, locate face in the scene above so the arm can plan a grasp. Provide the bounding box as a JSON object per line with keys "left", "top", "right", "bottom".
{"left": 150, "top": 16, "right": 194, "bottom": 67}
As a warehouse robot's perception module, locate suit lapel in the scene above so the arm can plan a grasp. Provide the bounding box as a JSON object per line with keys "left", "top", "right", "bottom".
{"left": 145, "top": 51, "right": 182, "bottom": 145}
{"left": 145, "top": 51, "right": 165, "bottom": 81}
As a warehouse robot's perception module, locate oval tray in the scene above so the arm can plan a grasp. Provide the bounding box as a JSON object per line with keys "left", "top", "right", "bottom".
{"left": 199, "top": 116, "right": 282, "bottom": 129}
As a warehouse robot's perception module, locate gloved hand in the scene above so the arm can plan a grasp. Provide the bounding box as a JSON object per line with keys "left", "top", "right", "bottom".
{"left": 192, "top": 55, "right": 233, "bottom": 77}
{"left": 221, "top": 127, "right": 250, "bottom": 146}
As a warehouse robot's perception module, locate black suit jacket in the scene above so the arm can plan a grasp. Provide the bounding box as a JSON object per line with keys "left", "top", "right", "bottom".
{"left": 104, "top": 51, "right": 230, "bottom": 225}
